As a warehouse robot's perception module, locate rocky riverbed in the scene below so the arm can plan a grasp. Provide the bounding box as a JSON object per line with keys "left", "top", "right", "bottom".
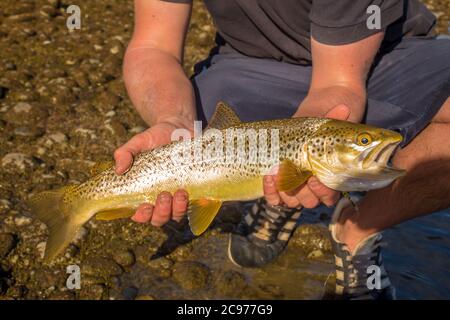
{"left": 0, "top": 0, "right": 448, "bottom": 300}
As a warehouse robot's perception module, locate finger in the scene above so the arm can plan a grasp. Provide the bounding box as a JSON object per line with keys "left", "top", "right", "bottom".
{"left": 114, "top": 133, "right": 153, "bottom": 175}
{"left": 325, "top": 104, "right": 350, "bottom": 121}
{"left": 294, "top": 185, "right": 320, "bottom": 209}
{"left": 172, "top": 189, "right": 188, "bottom": 222}
{"left": 263, "top": 175, "right": 282, "bottom": 206}
{"left": 307, "top": 177, "right": 340, "bottom": 207}
{"left": 151, "top": 191, "right": 173, "bottom": 227}
{"left": 131, "top": 203, "right": 153, "bottom": 223}
{"left": 279, "top": 192, "right": 301, "bottom": 208}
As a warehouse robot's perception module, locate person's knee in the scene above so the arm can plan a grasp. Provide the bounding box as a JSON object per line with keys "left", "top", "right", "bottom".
{"left": 193, "top": 67, "right": 241, "bottom": 121}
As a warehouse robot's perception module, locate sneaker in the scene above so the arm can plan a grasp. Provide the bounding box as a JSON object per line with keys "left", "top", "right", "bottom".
{"left": 329, "top": 197, "right": 396, "bottom": 300}
{"left": 228, "top": 198, "right": 301, "bottom": 268}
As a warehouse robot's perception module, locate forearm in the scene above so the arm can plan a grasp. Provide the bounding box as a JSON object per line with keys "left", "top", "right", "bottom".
{"left": 123, "top": 46, "right": 196, "bottom": 129}
{"left": 295, "top": 33, "right": 384, "bottom": 121}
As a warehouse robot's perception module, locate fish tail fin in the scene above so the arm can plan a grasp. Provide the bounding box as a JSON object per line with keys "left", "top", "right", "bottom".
{"left": 28, "top": 186, "right": 88, "bottom": 263}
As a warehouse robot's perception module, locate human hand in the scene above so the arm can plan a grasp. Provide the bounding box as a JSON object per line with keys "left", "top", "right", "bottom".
{"left": 263, "top": 94, "right": 358, "bottom": 209}
{"left": 114, "top": 119, "right": 193, "bottom": 225}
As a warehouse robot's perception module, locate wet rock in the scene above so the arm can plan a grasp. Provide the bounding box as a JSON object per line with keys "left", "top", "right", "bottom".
{"left": 257, "top": 284, "right": 284, "bottom": 299}
{"left": 48, "top": 290, "right": 75, "bottom": 300}
{"left": 105, "top": 119, "right": 127, "bottom": 139}
{"left": 172, "top": 261, "right": 210, "bottom": 290}
{"left": 135, "top": 295, "right": 155, "bottom": 300}
{"left": 14, "top": 215, "right": 32, "bottom": 227}
{"left": 93, "top": 91, "right": 120, "bottom": 113}
{"left": 49, "top": 132, "right": 68, "bottom": 144}
{"left": 121, "top": 286, "right": 139, "bottom": 300}
{"left": 81, "top": 276, "right": 105, "bottom": 287}
{"left": 290, "top": 224, "right": 332, "bottom": 253}
{"left": 112, "top": 249, "right": 135, "bottom": 268}
{"left": 0, "top": 233, "right": 16, "bottom": 258}
{"left": 13, "top": 126, "right": 45, "bottom": 138}
{"left": 36, "top": 241, "right": 46, "bottom": 259}
{"left": 79, "top": 284, "right": 106, "bottom": 300}
{"left": 6, "top": 285, "right": 27, "bottom": 299}
{"left": 2, "top": 102, "right": 48, "bottom": 125}
{"left": 72, "top": 226, "right": 89, "bottom": 245}
{"left": 32, "top": 269, "right": 66, "bottom": 291}
{"left": 1, "top": 153, "right": 36, "bottom": 173}
{"left": 214, "top": 270, "right": 247, "bottom": 297}
{"left": 0, "top": 199, "right": 12, "bottom": 214}
{"left": 307, "top": 249, "right": 325, "bottom": 259}
{"left": 64, "top": 244, "right": 79, "bottom": 258}
{"left": 82, "top": 257, "right": 123, "bottom": 278}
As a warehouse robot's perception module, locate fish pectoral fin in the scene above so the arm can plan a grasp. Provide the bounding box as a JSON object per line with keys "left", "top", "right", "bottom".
{"left": 276, "top": 159, "right": 312, "bottom": 192}
{"left": 206, "top": 101, "right": 242, "bottom": 130}
{"left": 96, "top": 207, "right": 136, "bottom": 221}
{"left": 187, "top": 199, "right": 223, "bottom": 236}
{"left": 90, "top": 160, "right": 114, "bottom": 176}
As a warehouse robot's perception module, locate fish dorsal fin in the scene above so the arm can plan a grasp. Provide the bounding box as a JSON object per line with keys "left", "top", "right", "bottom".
{"left": 96, "top": 207, "right": 136, "bottom": 221}
{"left": 207, "top": 101, "right": 242, "bottom": 130}
{"left": 276, "top": 159, "right": 312, "bottom": 192}
{"left": 187, "top": 199, "right": 223, "bottom": 236}
{"left": 90, "top": 160, "right": 114, "bottom": 176}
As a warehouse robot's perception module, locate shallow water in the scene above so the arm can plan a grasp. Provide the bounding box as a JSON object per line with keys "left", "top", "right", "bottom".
{"left": 384, "top": 209, "right": 450, "bottom": 299}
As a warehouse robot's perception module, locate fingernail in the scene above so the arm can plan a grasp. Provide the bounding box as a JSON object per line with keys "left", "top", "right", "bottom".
{"left": 159, "top": 194, "right": 171, "bottom": 204}
{"left": 175, "top": 194, "right": 187, "bottom": 202}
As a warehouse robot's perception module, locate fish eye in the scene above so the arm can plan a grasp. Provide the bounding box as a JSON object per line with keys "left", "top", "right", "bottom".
{"left": 357, "top": 133, "right": 372, "bottom": 146}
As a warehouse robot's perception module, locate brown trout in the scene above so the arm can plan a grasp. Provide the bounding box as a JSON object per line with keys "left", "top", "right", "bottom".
{"left": 28, "top": 102, "right": 405, "bottom": 261}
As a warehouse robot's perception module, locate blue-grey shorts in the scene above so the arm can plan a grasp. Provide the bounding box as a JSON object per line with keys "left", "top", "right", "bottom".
{"left": 192, "top": 38, "right": 450, "bottom": 146}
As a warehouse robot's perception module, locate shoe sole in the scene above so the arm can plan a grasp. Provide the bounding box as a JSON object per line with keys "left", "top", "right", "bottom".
{"left": 227, "top": 233, "right": 245, "bottom": 268}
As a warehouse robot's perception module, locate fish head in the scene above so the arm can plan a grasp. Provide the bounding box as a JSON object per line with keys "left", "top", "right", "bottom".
{"left": 307, "top": 120, "right": 406, "bottom": 191}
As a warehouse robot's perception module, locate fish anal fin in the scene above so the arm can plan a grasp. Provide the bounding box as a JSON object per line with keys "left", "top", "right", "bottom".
{"left": 90, "top": 160, "right": 114, "bottom": 176}
{"left": 206, "top": 101, "right": 242, "bottom": 130}
{"left": 96, "top": 207, "right": 136, "bottom": 221}
{"left": 187, "top": 199, "right": 222, "bottom": 236}
{"left": 276, "top": 159, "right": 312, "bottom": 192}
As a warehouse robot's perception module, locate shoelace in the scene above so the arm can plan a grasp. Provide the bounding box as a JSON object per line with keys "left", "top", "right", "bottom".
{"left": 252, "top": 201, "right": 297, "bottom": 242}
{"left": 341, "top": 241, "right": 386, "bottom": 297}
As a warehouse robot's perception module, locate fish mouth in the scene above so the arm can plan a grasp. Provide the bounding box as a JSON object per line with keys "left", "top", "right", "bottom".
{"left": 361, "top": 138, "right": 402, "bottom": 170}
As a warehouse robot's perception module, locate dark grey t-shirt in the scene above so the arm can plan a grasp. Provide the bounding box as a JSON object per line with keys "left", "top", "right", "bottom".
{"left": 164, "top": 0, "right": 436, "bottom": 64}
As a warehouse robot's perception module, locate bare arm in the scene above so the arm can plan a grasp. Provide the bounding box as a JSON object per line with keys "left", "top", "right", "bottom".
{"left": 294, "top": 32, "right": 384, "bottom": 121}
{"left": 265, "top": 32, "right": 385, "bottom": 209}
{"left": 123, "top": 0, "right": 195, "bottom": 127}
{"left": 115, "top": 0, "right": 195, "bottom": 226}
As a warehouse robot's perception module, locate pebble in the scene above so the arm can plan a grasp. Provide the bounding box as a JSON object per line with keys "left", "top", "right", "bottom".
{"left": 214, "top": 270, "right": 247, "bottom": 297}
{"left": 82, "top": 257, "right": 123, "bottom": 277}
{"left": 0, "top": 233, "right": 16, "bottom": 258}
{"left": 14, "top": 215, "right": 32, "bottom": 227}
{"left": 172, "top": 261, "right": 210, "bottom": 290}
{"left": 307, "top": 249, "right": 325, "bottom": 259}
{"left": 121, "top": 286, "right": 139, "bottom": 300}
{"left": 112, "top": 249, "right": 136, "bottom": 268}
{"left": 36, "top": 241, "right": 46, "bottom": 259}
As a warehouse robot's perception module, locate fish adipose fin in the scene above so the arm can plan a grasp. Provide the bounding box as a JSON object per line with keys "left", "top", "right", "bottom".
{"left": 187, "top": 199, "right": 223, "bottom": 236}
{"left": 96, "top": 207, "right": 136, "bottom": 220}
{"left": 27, "top": 186, "right": 86, "bottom": 263}
{"left": 207, "top": 101, "right": 242, "bottom": 130}
{"left": 90, "top": 160, "right": 114, "bottom": 176}
{"left": 276, "top": 159, "right": 312, "bottom": 192}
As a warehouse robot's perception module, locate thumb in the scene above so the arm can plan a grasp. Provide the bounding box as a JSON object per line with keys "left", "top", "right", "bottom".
{"left": 325, "top": 104, "right": 350, "bottom": 121}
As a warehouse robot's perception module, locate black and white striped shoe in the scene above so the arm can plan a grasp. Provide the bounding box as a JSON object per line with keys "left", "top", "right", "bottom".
{"left": 228, "top": 198, "right": 301, "bottom": 268}
{"left": 329, "top": 197, "right": 396, "bottom": 300}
